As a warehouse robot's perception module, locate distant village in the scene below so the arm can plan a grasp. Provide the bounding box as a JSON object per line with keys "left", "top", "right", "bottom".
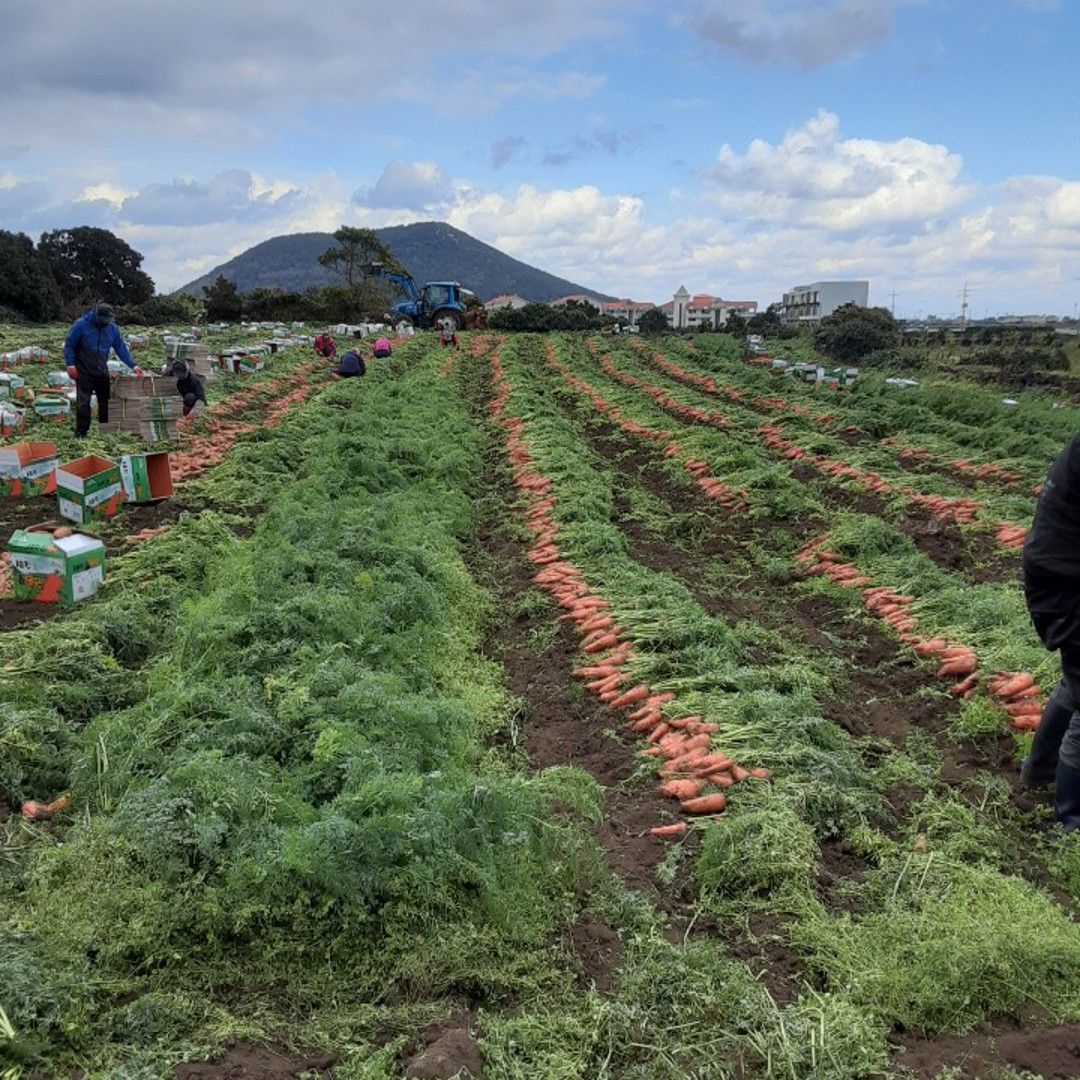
{"left": 484, "top": 280, "right": 1076, "bottom": 333}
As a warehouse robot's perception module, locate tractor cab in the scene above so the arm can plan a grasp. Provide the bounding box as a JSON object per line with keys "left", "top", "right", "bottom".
{"left": 421, "top": 283, "right": 462, "bottom": 320}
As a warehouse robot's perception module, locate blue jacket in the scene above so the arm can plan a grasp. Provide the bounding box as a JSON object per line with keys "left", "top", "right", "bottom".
{"left": 64, "top": 310, "right": 136, "bottom": 378}
{"left": 337, "top": 350, "right": 366, "bottom": 377}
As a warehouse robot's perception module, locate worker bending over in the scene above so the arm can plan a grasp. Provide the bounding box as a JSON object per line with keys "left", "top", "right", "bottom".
{"left": 163, "top": 360, "right": 208, "bottom": 416}
{"left": 334, "top": 349, "right": 366, "bottom": 378}
{"left": 314, "top": 333, "right": 337, "bottom": 360}
{"left": 1022, "top": 432, "right": 1080, "bottom": 830}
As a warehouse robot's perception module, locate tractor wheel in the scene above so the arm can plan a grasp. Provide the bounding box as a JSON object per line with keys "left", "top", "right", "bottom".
{"left": 432, "top": 309, "right": 462, "bottom": 331}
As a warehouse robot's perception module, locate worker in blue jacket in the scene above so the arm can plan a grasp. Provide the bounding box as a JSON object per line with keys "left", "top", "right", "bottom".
{"left": 64, "top": 302, "right": 144, "bottom": 436}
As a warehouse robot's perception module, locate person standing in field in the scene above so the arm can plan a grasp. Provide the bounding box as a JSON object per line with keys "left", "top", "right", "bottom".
{"left": 64, "top": 302, "right": 144, "bottom": 437}
{"left": 437, "top": 316, "right": 459, "bottom": 350}
{"left": 1021, "top": 432, "right": 1080, "bottom": 831}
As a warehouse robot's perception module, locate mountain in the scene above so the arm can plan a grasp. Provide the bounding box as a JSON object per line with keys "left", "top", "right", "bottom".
{"left": 177, "top": 222, "right": 616, "bottom": 304}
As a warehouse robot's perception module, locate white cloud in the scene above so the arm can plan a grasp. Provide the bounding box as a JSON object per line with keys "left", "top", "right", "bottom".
{"left": 354, "top": 161, "right": 455, "bottom": 212}
{"left": 684, "top": 0, "right": 902, "bottom": 69}
{"left": 701, "top": 110, "right": 969, "bottom": 231}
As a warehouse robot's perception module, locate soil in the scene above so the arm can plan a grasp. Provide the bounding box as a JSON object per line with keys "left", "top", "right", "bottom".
{"left": 172, "top": 1042, "right": 335, "bottom": 1079}
{"left": 892, "top": 1018, "right": 1080, "bottom": 1079}
{"left": 404, "top": 1026, "right": 485, "bottom": 1079}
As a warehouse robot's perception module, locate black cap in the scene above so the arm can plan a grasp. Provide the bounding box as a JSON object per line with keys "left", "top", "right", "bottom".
{"left": 95, "top": 302, "right": 115, "bottom": 323}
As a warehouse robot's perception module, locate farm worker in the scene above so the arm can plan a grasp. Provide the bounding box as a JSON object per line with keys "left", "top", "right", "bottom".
{"left": 314, "top": 333, "right": 337, "bottom": 360}
{"left": 64, "top": 302, "right": 145, "bottom": 437}
{"left": 372, "top": 336, "right": 393, "bottom": 359}
{"left": 1021, "top": 432, "right": 1080, "bottom": 830}
{"left": 438, "top": 316, "right": 459, "bottom": 350}
{"left": 163, "top": 360, "right": 208, "bottom": 416}
{"left": 333, "top": 349, "right": 366, "bottom": 379}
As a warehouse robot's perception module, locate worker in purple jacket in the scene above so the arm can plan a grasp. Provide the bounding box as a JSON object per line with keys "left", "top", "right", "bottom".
{"left": 64, "top": 302, "right": 144, "bottom": 436}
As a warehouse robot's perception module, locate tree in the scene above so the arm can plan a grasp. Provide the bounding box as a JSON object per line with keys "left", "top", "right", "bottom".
{"left": 747, "top": 308, "right": 783, "bottom": 335}
{"left": 120, "top": 292, "right": 202, "bottom": 326}
{"left": 0, "top": 230, "right": 62, "bottom": 321}
{"left": 202, "top": 275, "right": 243, "bottom": 322}
{"left": 813, "top": 304, "right": 900, "bottom": 364}
{"left": 39, "top": 226, "right": 154, "bottom": 310}
{"left": 317, "top": 226, "right": 402, "bottom": 289}
{"left": 637, "top": 308, "right": 669, "bottom": 336}
{"left": 724, "top": 311, "right": 748, "bottom": 337}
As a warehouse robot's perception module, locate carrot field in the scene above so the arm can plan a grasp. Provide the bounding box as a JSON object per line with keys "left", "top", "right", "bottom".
{"left": 1, "top": 326, "right": 1079, "bottom": 1079}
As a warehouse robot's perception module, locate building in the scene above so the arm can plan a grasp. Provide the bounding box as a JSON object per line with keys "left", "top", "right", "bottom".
{"left": 602, "top": 299, "right": 657, "bottom": 327}
{"left": 484, "top": 294, "right": 530, "bottom": 311}
{"left": 549, "top": 294, "right": 604, "bottom": 312}
{"left": 661, "top": 286, "right": 758, "bottom": 330}
{"left": 781, "top": 281, "right": 869, "bottom": 323}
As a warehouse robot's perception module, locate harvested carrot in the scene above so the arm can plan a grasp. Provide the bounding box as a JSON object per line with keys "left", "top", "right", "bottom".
{"left": 681, "top": 793, "right": 727, "bottom": 815}
{"left": 661, "top": 779, "right": 704, "bottom": 800}
{"left": 948, "top": 673, "right": 980, "bottom": 697}
{"left": 730, "top": 764, "right": 750, "bottom": 783}
{"left": 938, "top": 656, "right": 977, "bottom": 677}
{"left": 584, "top": 634, "right": 619, "bottom": 654}
{"left": 749, "top": 767, "right": 772, "bottom": 780}
{"left": 650, "top": 822, "right": 688, "bottom": 837}
{"left": 609, "top": 685, "right": 650, "bottom": 709}
{"left": 995, "top": 673, "right": 1036, "bottom": 699}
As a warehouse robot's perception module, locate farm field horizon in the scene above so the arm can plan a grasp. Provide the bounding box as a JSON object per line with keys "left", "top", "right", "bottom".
{"left": 1, "top": 324, "right": 1079, "bottom": 1080}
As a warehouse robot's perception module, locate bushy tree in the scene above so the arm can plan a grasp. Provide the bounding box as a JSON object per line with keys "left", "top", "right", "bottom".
{"left": 489, "top": 301, "right": 609, "bottom": 332}
{"left": 243, "top": 287, "right": 308, "bottom": 322}
{"left": 747, "top": 309, "right": 783, "bottom": 335}
{"left": 637, "top": 308, "right": 669, "bottom": 336}
{"left": 813, "top": 304, "right": 900, "bottom": 363}
{"left": 39, "top": 226, "right": 154, "bottom": 310}
{"left": 724, "top": 311, "right": 748, "bottom": 337}
{"left": 120, "top": 292, "right": 202, "bottom": 326}
{"left": 202, "top": 275, "right": 243, "bottom": 322}
{"left": 318, "top": 226, "right": 402, "bottom": 289}
{"left": 0, "top": 230, "right": 61, "bottom": 321}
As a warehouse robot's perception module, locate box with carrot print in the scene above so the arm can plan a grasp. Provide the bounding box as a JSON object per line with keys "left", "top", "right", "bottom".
{"left": 56, "top": 454, "right": 124, "bottom": 524}
{"left": 8, "top": 523, "right": 106, "bottom": 604}
{"left": 0, "top": 442, "right": 58, "bottom": 498}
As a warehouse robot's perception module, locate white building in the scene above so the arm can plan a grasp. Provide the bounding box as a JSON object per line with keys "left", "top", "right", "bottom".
{"left": 663, "top": 286, "right": 758, "bottom": 330}
{"left": 485, "top": 294, "right": 530, "bottom": 311}
{"left": 781, "top": 281, "right": 869, "bottom": 323}
{"left": 602, "top": 299, "right": 657, "bottom": 326}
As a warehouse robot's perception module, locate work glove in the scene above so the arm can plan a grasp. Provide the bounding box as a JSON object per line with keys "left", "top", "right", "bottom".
{"left": 66, "top": 365, "right": 78, "bottom": 381}
{"left": 133, "top": 366, "right": 146, "bottom": 377}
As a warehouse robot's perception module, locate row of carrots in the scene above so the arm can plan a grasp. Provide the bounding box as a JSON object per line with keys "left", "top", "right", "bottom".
{"left": 795, "top": 534, "right": 1045, "bottom": 732}
{"left": 631, "top": 342, "right": 1036, "bottom": 512}
{"left": 492, "top": 344, "right": 770, "bottom": 834}
{"left": 548, "top": 346, "right": 749, "bottom": 512}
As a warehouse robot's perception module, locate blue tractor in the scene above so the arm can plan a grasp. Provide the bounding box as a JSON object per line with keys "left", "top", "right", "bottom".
{"left": 366, "top": 262, "right": 477, "bottom": 330}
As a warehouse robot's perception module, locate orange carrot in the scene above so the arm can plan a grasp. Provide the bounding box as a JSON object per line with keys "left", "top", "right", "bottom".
{"left": 609, "top": 685, "right": 650, "bottom": 709}
{"left": 681, "top": 793, "right": 727, "bottom": 814}
{"left": 948, "top": 673, "right": 980, "bottom": 697}
{"left": 995, "top": 673, "right": 1036, "bottom": 699}
{"left": 749, "top": 767, "right": 772, "bottom": 780}
{"left": 650, "top": 822, "right": 688, "bottom": 837}
{"left": 584, "top": 634, "right": 619, "bottom": 653}
{"left": 661, "top": 779, "right": 704, "bottom": 800}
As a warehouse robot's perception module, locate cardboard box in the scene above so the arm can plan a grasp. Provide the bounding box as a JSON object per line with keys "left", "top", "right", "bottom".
{"left": 8, "top": 523, "right": 106, "bottom": 604}
{"left": 239, "top": 357, "right": 265, "bottom": 374}
{"left": 56, "top": 455, "right": 123, "bottom": 524}
{"left": 120, "top": 452, "right": 173, "bottom": 503}
{"left": 0, "top": 373, "right": 26, "bottom": 399}
{"left": 136, "top": 419, "right": 178, "bottom": 442}
{"left": 113, "top": 374, "right": 169, "bottom": 399}
{"left": 47, "top": 371, "right": 73, "bottom": 388}
{"left": 120, "top": 396, "right": 183, "bottom": 420}
{"left": 32, "top": 393, "right": 71, "bottom": 421}
{"left": 0, "top": 404, "right": 26, "bottom": 438}
{"left": 0, "top": 442, "right": 57, "bottom": 497}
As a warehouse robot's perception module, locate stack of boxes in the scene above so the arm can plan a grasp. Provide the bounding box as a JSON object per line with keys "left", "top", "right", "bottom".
{"left": 101, "top": 375, "right": 183, "bottom": 441}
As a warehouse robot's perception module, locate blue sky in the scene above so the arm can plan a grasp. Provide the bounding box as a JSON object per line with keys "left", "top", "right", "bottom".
{"left": 1, "top": 0, "right": 1077, "bottom": 316}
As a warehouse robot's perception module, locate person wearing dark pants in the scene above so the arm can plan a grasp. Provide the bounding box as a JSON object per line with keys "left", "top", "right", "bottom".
{"left": 334, "top": 349, "right": 366, "bottom": 378}
{"left": 163, "top": 360, "right": 207, "bottom": 415}
{"left": 1021, "top": 433, "right": 1080, "bottom": 831}
{"left": 64, "top": 302, "right": 143, "bottom": 436}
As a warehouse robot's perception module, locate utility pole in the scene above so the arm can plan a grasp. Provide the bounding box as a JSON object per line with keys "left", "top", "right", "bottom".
{"left": 890, "top": 290, "right": 897, "bottom": 316}
{"left": 960, "top": 281, "right": 969, "bottom": 329}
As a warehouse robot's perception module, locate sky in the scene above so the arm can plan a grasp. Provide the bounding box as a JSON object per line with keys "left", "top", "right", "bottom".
{"left": 1, "top": 0, "right": 1077, "bottom": 317}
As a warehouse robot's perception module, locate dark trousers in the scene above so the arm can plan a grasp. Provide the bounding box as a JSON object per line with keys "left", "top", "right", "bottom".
{"left": 75, "top": 373, "right": 110, "bottom": 436}
{"left": 1023, "top": 564, "right": 1080, "bottom": 772}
